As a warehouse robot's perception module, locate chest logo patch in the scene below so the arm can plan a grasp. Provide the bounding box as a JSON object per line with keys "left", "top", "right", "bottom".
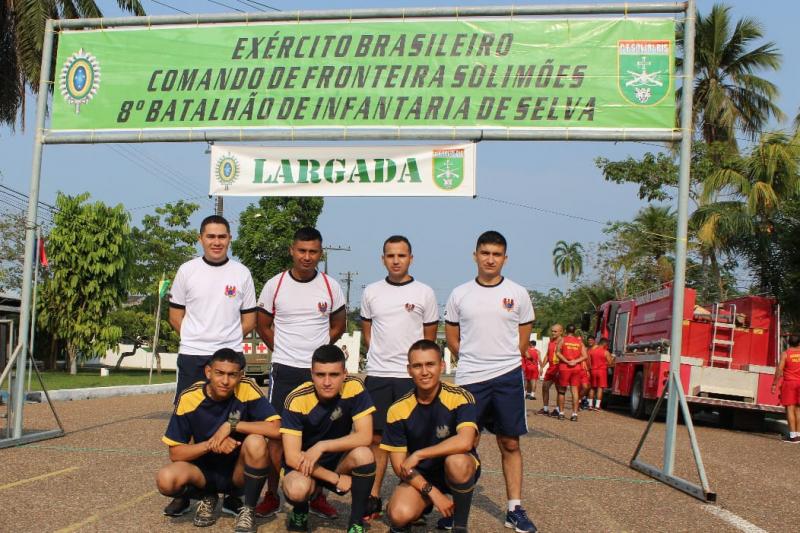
{"left": 330, "top": 406, "right": 343, "bottom": 421}
{"left": 436, "top": 425, "right": 451, "bottom": 439}
{"left": 318, "top": 301, "right": 329, "bottom": 314}
{"left": 405, "top": 303, "right": 415, "bottom": 312}
{"left": 502, "top": 298, "right": 514, "bottom": 311}
{"left": 225, "top": 285, "right": 237, "bottom": 297}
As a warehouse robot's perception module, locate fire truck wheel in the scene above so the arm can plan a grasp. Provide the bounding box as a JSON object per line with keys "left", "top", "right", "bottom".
{"left": 630, "top": 372, "right": 646, "bottom": 419}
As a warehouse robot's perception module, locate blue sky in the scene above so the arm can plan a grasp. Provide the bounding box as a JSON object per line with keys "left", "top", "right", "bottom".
{"left": 1, "top": 0, "right": 797, "bottom": 309}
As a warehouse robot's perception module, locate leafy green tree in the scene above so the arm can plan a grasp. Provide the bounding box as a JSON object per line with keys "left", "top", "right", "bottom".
{"left": 552, "top": 240, "right": 584, "bottom": 282}
{"left": 1, "top": 1, "right": 145, "bottom": 128}
{"left": 677, "top": 3, "right": 783, "bottom": 144}
{"left": 531, "top": 281, "right": 616, "bottom": 338}
{"left": 108, "top": 307, "right": 178, "bottom": 369}
{"left": 0, "top": 210, "right": 26, "bottom": 292}
{"left": 233, "top": 197, "right": 324, "bottom": 288}
{"left": 37, "top": 193, "right": 132, "bottom": 374}
{"left": 128, "top": 201, "right": 199, "bottom": 298}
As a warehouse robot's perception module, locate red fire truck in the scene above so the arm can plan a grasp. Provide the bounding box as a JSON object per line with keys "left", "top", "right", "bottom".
{"left": 594, "top": 284, "right": 783, "bottom": 427}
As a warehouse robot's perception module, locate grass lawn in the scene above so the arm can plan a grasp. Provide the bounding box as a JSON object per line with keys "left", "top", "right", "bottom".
{"left": 28, "top": 368, "right": 176, "bottom": 391}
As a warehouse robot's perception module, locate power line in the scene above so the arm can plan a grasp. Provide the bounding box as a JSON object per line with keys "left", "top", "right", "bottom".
{"left": 479, "top": 195, "right": 606, "bottom": 225}
{"left": 150, "top": 0, "right": 190, "bottom": 15}
{"left": 238, "top": 0, "right": 281, "bottom": 11}
{"left": 206, "top": 0, "right": 244, "bottom": 12}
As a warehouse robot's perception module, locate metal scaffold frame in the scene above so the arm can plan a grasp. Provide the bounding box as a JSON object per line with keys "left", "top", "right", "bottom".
{"left": 3, "top": 0, "right": 713, "bottom": 503}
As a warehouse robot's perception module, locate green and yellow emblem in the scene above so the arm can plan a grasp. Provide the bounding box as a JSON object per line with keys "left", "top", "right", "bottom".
{"left": 432, "top": 148, "right": 464, "bottom": 191}
{"left": 59, "top": 48, "right": 101, "bottom": 114}
{"left": 215, "top": 154, "right": 240, "bottom": 190}
{"left": 618, "top": 40, "right": 671, "bottom": 106}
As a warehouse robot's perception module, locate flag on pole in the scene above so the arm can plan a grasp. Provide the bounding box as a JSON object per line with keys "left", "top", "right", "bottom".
{"left": 158, "top": 279, "right": 171, "bottom": 298}
{"left": 38, "top": 237, "right": 48, "bottom": 267}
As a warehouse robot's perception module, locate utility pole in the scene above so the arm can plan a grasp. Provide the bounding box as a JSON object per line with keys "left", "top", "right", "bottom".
{"left": 340, "top": 271, "right": 358, "bottom": 308}
{"left": 322, "top": 245, "right": 350, "bottom": 274}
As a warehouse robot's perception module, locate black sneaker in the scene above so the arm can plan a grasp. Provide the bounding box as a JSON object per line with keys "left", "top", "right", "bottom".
{"left": 570, "top": 413, "right": 578, "bottom": 422}
{"left": 558, "top": 413, "right": 565, "bottom": 421}
{"left": 163, "top": 496, "right": 191, "bottom": 517}
{"left": 193, "top": 494, "right": 219, "bottom": 527}
{"left": 436, "top": 516, "right": 453, "bottom": 530}
{"left": 287, "top": 509, "right": 309, "bottom": 532}
{"left": 222, "top": 494, "right": 244, "bottom": 516}
{"left": 234, "top": 505, "right": 257, "bottom": 533}
{"left": 363, "top": 495, "right": 383, "bottom": 520}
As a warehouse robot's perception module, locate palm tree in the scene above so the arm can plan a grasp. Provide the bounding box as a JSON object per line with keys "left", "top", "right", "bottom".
{"left": 697, "top": 129, "right": 800, "bottom": 291}
{"left": 552, "top": 240, "right": 584, "bottom": 282}
{"left": 1, "top": 1, "right": 145, "bottom": 129}
{"left": 677, "top": 3, "right": 783, "bottom": 145}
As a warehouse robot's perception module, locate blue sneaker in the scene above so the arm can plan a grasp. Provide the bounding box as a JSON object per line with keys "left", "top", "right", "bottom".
{"left": 505, "top": 505, "right": 537, "bottom": 532}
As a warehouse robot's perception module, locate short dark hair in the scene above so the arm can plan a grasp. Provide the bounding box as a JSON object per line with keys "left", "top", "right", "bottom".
{"left": 383, "top": 235, "right": 412, "bottom": 254}
{"left": 598, "top": 337, "right": 609, "bottom": 346}
{"left": 789, "top": 335, "right": 800, "bottom": 348}
{"left": 200, "top": 215, "right": 230, "bottom": 234}
{"left": 530, "top": 340, "right": 537, "bottom": 347}
{"left": 207, "top": 348, "right": 244, "bottom": 369}
{"left": 312, "top": 344, "right": 346, "bottom": 366}
{"left": 294, "top": 227, "right": 323, "bottom": 243}
{"left": 407, "top": 339, "right": 443, "bottom": 360}
{"left": 566, "top": 324, "right": 577, "bottom": 334}
{"left": 476, "top": 230, "right": 507, "bottom": 251}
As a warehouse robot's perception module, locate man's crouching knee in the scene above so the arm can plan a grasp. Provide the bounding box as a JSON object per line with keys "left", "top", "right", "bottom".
{"left": 444, "top": 453, "right": 477, "bottom": 485}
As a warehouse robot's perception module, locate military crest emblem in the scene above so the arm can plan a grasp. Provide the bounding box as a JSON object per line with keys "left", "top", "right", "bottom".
{"left": 618, "top": 40, "right": 671, "bottom": 105}
{"left": 224, "top": 285, "right": 237, "bottom": 297}
{"left": 318, "top": 301, "right": 329, "bottom": 314}
{"left": 432, "top": 148, "right": 465, "bottom": 191}
{"left": 502, "top": 298, "right": 514, "bottom": 311}
{"left": 215, "top": 154, "right": 240, "bottom": 191}
{"left": 59, "top": 48, "right": 101, "bottom": 114}
{"left": 436, "top": 425, "right": 451, "bottom": 439}
{"left": 330, "top": 406, "right": 343, "bottom": 421}
{"left": 405, "top": 303, "right": 415, "bottom": 312}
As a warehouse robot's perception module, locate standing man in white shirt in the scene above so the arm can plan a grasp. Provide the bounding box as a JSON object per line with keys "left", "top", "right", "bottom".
{"left": 359, "top": 235, "right": 439, "bottom": 521}
{"left": 444, "top": 231, "right": 538, "bottom": 533}
{"left": 254, "top": 227, "right": 347, "bottom": 519}
{"left": 164, "top": 214, "right": 258, "bottom": 518}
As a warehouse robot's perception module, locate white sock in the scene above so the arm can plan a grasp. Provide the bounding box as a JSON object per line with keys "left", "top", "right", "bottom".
{"left": 542, "top": 406, "right": 549, "bottom": 412}
{"left": 508, "top": 500, "right": 521, "bottom": 512}
{"left": 792, "top": 432, "right": 798, "bottom": 438}
{"left": 595, "top": 399, "right": 602, "bottom": 408}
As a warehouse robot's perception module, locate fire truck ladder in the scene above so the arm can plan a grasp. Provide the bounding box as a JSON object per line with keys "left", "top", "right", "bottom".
{"left": 710, "top": 303, "right": 736, "bottom": 368}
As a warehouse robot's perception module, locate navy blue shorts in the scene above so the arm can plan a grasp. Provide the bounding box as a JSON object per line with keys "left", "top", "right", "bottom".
{"left": 419, "top": 452, "right": 481, "bottom": 494}
{"left": 193, "top": 455, "right": 239, "bottom": 495}
{"left": 269, "top": 362, "right": 312, "bottom": 414}
{"left": 175, "top": 354, "right": 212, "bottom": 404}
{"left": 463, "top": 366, "right": 528, "bottom": 437}
{"left": 365, "top": 376, "right": 414, "bottom": 433}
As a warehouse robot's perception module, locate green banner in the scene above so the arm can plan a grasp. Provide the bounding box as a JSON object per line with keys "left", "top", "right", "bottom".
{"left": 51, "top": 18, "right": 674, "bottom": 131}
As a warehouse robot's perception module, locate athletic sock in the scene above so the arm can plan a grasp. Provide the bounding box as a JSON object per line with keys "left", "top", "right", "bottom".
{"left": 595, "top": 399, "right": 602, "bottom": 408}
{"left": 507, "top": 499, "right": 521, "bottom": 512}
{"left": 542, "top": 406, "right": 549, "bottom": 413}
{"left": 243, "top": 464, "right": 269, "bottom": 507}
{"left": 176, "top": 484, "right": 207, "bottom": 500}
{"left": 349, "top": 462, "right": 376, "bottom": 526}
{"left": 288, "top": 498, "right": 309, "bottom": 514}
{"left": 449, "top": 474, "right": 476, "bottom": 528}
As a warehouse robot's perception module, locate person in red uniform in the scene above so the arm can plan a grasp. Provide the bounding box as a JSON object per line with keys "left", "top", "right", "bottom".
{"left": 556, "top": 325, "right": 588, "bottom": 421}
{"left": 587, "top": 338, "right": 614, "bottom": 411}
{"left": 772, "top": 334, "right": 800, "bottom": 443}
{"left": 536, "top": 324, "right": 563, "bottom": 417}
{"left": 523, "top": 340, "right": 541, "bottom": 400}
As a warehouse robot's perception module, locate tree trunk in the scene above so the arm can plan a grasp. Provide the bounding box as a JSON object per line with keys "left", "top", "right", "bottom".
{"left": 47, "top": 336, "right": 57, "bottom": 371}
{"left": 709, "top": 250, "right": 723, "bottom": 301}
{"left": 68, "top": 344, "right": 77, "bottom": 375}
{"left": 156, "top": 352, "right": 162, "bottom": 375}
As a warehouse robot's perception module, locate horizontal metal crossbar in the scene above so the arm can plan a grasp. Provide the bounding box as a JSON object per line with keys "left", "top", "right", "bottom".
{"left": 55, "top": 3, "right": 687, "bottom": 30}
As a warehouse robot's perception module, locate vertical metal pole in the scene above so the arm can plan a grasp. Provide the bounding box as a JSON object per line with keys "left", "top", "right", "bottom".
{"left": 149, "top": 291, "right": 163, "bottom": 385}
{"left": 215, "top": 196, "right": 224, "bottom": 216}
{"left": 664, "top": 0, "right": 696, "bottom": 474}
{"left": 28, "top": 227, "right": 41, "bottom": 394}
{"left": 12, "top": 20, "right": 55, "bottom": 438}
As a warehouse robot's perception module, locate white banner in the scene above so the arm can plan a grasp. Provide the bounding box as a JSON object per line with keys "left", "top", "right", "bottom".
{"left": 209, "top": 143, "right": 476, "bottom": 197}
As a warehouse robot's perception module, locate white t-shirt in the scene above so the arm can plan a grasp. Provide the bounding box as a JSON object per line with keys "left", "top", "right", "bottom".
{"left": 361, "top": 277, "right": 439, "bottom": 378}
{"left": 257, "top": 270, "right": 346, "bottom": 368}
{"left": 445, "top": 277, "right": 534, "bottom": 385}
{"left": 169, "top": 257, "right": 257, "bottom": 355}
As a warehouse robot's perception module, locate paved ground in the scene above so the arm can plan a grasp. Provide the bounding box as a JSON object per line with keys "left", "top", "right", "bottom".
{"left": 1, "top": 391, "right": 797, "bottom": 532}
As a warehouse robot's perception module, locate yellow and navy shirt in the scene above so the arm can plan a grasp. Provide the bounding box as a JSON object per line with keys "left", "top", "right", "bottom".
{"left": 279, "top": 376, "right": 375, "bottom": 451}
{"left": 380, "top": 383, "right": 478, "bottom": 472}
{"left": 162, "top": 378, "right": 279, "bottom": 462}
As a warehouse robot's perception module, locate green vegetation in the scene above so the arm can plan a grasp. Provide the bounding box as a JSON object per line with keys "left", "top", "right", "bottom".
{"left": 29, "top": 368, "right": 175, "bottom": 391}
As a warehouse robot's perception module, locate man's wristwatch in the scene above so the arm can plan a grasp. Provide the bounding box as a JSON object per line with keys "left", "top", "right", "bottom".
{"left": 228, "top": 411, "right": 241, "bottom": 434}
{"left": 421, "top": 482, "right": 433, "bottom": 496}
